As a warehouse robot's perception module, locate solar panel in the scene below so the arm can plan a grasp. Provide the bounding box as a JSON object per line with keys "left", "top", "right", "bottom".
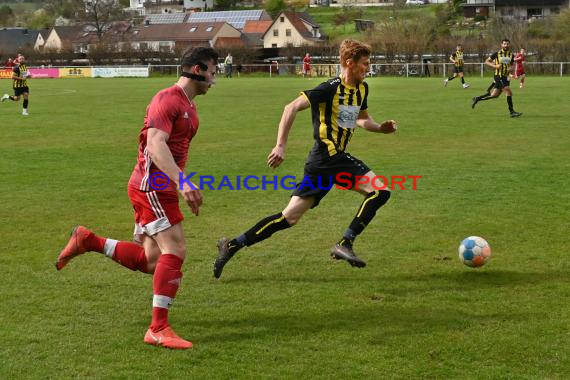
{"left": 187, "top": 10, "right": 264, "bottom": 30}
{"left": 145, "top": 13, "right": 187, "bottom": 24}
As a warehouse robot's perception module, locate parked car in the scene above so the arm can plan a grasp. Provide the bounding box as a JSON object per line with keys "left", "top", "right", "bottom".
{"left": 406, "top": 0, "right": 425, "bottom": 5}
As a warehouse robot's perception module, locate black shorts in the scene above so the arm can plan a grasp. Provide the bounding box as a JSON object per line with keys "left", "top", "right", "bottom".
{"left": 493, "top": 76, "right": 510, "bottom": 89}
{"left": 454, "top": 66, "right": 464, "bottom": 73}
{"left": 292, "top": 152, "right": 371, "bottom": 208}
{"left": 14, "top": 87, "right": 29, "bottom": 96}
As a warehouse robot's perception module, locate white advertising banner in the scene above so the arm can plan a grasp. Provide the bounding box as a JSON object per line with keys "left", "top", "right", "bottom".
{"left": 92, "top": 67, "right": 149, "bottom": 78}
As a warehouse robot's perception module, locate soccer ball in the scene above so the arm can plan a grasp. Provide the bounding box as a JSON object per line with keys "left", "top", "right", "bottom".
{"left": 458, "top": 236, "right": 491, "bottom": 268}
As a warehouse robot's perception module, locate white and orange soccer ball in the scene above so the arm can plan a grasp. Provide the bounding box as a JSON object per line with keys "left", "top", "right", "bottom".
{"left": 458, "top": 236, "right": 491, "bottom": 268}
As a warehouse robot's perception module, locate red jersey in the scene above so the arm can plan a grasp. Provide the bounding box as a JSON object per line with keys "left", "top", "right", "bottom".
{"left": 515, "top": 53, "right": 525, "bottom": 73}
{"left": 129, "top": 85, "right": 199, "bottom": 192}
{"left": 303, "top": 56, "right": 311, "bottom": 69}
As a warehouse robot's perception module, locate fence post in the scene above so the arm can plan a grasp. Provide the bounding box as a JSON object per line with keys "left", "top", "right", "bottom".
{"left": 406, "top": 63, "right": 409, "bottom": 78}
{"left": 269, "top": 63, "right": 272, "bottom": 78}
{"left": 481, "top": 63, "right": 484, "bottom": 78}
{"left": 561, "top": 62, "right": 563, "bottom": 77}
{"left": 442, "top": 63, "right": 446, "bottom": 77}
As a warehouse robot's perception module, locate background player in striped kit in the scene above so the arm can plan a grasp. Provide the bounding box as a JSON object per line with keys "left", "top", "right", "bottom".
{"left": 1, "top": 54, "right": 31, "bottom": 115}
{"left": 444, "top": 44, "right": 469, "bottom": 89}
{"left": 471, "top": 39, "right": 522, "bottom": 118}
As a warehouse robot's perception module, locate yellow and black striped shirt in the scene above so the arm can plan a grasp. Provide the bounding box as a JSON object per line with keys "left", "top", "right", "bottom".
{"left": 490, "top": 49, "right": 513, "bottom": 77}
{"left": 12, "top": 63, "right": 29, "bottom": 88}
{"left": 451, "top": 50, "right": 464, "bottom": 67}
{"left": 302, "top": 76, "right": 368, "bottom": 160}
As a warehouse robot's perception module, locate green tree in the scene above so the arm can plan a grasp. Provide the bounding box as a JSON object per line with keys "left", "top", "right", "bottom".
{"left": 29, "top": 8, "right": 54, "bottom": 29}
{"left": 553, "top": 9, "right": 570, "bottom": 40}
{"left": 0, "top": 5, "right": 14, "bottom": 27}
{"left": 332, "top": 12, "right": 350, "bottom": 32}
{"left": 214, "top": 0, "right": 238, "bottom": 10}
{"left": 265, "top": 0, "right": 286, "bottom": 18}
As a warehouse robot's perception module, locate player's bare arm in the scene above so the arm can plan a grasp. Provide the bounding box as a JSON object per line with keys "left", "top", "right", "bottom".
{"left": 267, "top": 95, "right": 311, "bottom": 169}
{"left": 146, "top": 128, "right": 203, "bottom": 215}
{"left": 356, "top": 110, "right": 397, "bottom": 134}
{"left": 485, "top": 57, "right": 500, "bottom": 70}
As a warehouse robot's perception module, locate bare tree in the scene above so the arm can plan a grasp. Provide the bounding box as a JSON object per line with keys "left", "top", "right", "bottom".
{"left": 78, "top": 0, "right": 124, "bottom": 42}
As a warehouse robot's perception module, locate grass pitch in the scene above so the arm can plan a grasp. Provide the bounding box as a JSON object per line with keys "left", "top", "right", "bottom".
{"left": 0, "top": 76, "right": 568, "bottom": 379}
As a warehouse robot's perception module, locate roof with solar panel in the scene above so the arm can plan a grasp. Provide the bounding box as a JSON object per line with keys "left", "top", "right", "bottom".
{"left": 145, "top": 13, "right": 189, "bottom": 25}
{"left": 186, "top": 10, "right": 271, "bottom": 30}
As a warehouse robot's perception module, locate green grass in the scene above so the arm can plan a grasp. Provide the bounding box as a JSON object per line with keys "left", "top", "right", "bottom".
{"left": 0, "top": 76, "right": 569, "bottom": 379}
{"left": 308, "top": 5, "right": 437, "bottom": 38}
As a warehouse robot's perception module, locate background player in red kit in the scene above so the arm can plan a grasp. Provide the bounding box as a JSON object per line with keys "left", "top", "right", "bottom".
{"left": 55, "top": 47, "right": 219, "bottom": 350}
{"left": 513, "top": 48, "right": 526, "bottom": 89}
{"left": 302, "top": 53, "right": 312, "bottom": 78}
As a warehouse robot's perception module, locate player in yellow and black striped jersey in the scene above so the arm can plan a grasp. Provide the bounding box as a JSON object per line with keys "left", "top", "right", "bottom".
{"left": 471, "top": 39, "right": 522, "bottom": 118}
{"left": 213, "top": 39, "right": 398, "bottom": 277}
{"left": 1, "top": 54, "right": 31, "bottom": 115}
{"left": 444, "top": 44, "right": 469, "bottom": 88}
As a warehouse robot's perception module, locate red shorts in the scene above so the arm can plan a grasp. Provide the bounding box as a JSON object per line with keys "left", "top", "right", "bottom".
{"left": 303, "top": 64, "right": 310, "bottom": 73}
{"left": 516, "top": 69, "right": 525, "bottom": 77}
{"left": 127, "top": 186, "right": 183, "bottom": 238}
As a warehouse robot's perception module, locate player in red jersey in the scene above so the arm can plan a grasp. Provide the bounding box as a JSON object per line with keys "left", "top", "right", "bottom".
{"left": 55, "top": 47, "right": 219, "bottom": 349}
{"left": 513, "top": 48, "right": 526, "bottom": 89}
{"left": 302, "top": 53, "right": 312, "bottom": 78}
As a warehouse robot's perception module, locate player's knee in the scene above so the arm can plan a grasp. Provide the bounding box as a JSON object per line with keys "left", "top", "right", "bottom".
{"left": 369, "top": 189, "right": 391, "bottom": 208}
{"left": 283, "top": 214, "right": 300, "bottom": 226}
{"left": 145, "top": 261, "right": 157, "bottom": 274}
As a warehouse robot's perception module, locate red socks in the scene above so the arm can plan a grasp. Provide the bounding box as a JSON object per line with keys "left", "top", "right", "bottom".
{"left": 150, "top": 254, "right": 184, "bottom": 333}
{"left": 84, "top": 231, "right": 149, "bottom": 273}
{"left": 84, "top": 232, "right": 105, "bottom": 253}
{"left": 111, "top": 242, "right": 149, "bottom": 273}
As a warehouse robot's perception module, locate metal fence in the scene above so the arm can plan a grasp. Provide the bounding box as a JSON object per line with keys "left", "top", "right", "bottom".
{"left": 4, "top": 62, "right": 569, "bottom": 78}
{"left": 147, "top": 62, "right": 570, "bottom": 78}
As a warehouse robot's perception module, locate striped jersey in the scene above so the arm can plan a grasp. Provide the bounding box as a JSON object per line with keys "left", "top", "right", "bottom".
{"left": 451, "top": 50, "right": 464, "bottom": 67}
{"left": 302, "top": 76, "right": 368, "bottom": 160}
{"left": 129, "top": 85, "right": 199, "bottom": 193}
{"left": 12, "top": 63, "right": 28, "bottom": 88}
{"left": 489, "top": 49, "right": 514, "bottom": 77}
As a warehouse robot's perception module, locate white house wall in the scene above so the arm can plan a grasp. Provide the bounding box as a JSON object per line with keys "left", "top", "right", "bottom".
{"left": 43, "top": 30, "right": 63, "bottom": 51}
{"left": 131, "top": 40, "right": 174, "bottom": 51}
{"left": 184, "top": 0, "right": 215, "bottom": 10}
{"left": 263, "top": 15, "right": 315, "bottom": 48}
{"left": 129, "top": 0, "right": 144, "bottom": 8}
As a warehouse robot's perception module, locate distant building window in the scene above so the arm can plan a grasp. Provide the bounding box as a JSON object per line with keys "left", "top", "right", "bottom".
{"left": 280, "top": 16, "right": 284, "bottom": 22}
{"left": 190, "top": 27, "right": 197, "bottom": 32}
{"left": 272, "top": 43, "right": 277, "bottom": 48}
{"left": 527, "top": 8, "right": 542, "bottom": 18}
{"left": 206, "top": 26, "right": 213, "bottom": 31}
{"left": 286, "top": 29, "right": 291, "bottom": 36}
{"left": 273, "top": 29, "right": 278, "bottom": 37}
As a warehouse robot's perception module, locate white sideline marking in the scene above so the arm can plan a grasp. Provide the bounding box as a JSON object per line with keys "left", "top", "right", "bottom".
{"left": 36, "top": 89, "right": 78, "bottom": 96}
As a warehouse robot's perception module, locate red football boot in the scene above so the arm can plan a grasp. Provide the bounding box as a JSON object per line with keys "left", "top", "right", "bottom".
{"left": 55, "top": 226, "right": 92, "bottom": 271}
{"left": 144, "top": 327, "right": 193, "bottom": 350}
